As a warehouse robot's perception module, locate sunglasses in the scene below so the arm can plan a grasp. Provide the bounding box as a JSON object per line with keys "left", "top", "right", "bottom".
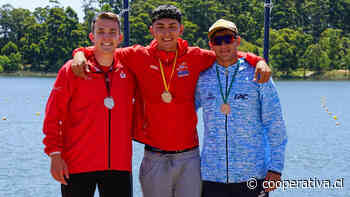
{"left": 211, "top": 34, "right": 236, "bottom": 46}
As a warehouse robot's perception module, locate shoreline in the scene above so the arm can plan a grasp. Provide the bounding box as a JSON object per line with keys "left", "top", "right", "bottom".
{"left": 0, "top": 71, "right": 349, "bottom": 80}
{"left": 0, "top": 71, "right": 57, "bottom": 78}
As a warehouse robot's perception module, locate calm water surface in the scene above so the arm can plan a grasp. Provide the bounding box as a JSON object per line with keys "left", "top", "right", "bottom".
{"left": 0, "top": 77, "right": 349, "bottom": 197}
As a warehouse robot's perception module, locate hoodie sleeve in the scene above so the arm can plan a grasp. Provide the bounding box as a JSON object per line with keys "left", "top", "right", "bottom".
{"left": 194, "top": 80, "right": 202, "bottom": 111}
{"left": 42, "top": 62, "right": 74, "bottom": 156}
{"left": 197, "top": 49, "right": 264, "bottom": 72}
{"left": 72, "top": 46, "right": 140, "bottom": 75}
{"left": 72, "top": 46, "right": 95, "bottom": 59}
{"left": 237, "top": 51, "right": 265, "bottom": 67}
{"left": 116, "top": 46, "right": 140, "bottom": 74}
{"left": 259, "top": 79, "right": 288, "bottom": 173}
{"left": 197, "top": 49, "right": 216, "bottom": 72}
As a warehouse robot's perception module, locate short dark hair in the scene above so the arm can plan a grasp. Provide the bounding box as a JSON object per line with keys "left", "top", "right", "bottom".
{"left": 91, "top": 12, "right": 121, "bottom": 34}
{"left": 151, "top": 5, "right": 182, "bottom": 24}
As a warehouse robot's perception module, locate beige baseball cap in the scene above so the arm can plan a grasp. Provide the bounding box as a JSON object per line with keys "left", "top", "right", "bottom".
{"left": 208, "top": 19, "right": 238, "bottom": 39}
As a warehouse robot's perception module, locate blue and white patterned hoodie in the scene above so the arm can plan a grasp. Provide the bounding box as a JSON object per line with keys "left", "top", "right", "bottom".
{"left": 195, "top": 58, "right": 287, "bottom": 183}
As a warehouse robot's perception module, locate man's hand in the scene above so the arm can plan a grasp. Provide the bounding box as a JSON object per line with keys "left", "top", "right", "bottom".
{"left": 264, "top": 171, "right": 281, "bottom": 192}
{"left": 72, "top": 51, "right": 89, "bottom": 79}
{"left": 254, "top": 60, "right": 271, "bottom": 83}
{"left": 50, "top": 154, "right": 69, "bottom": 185}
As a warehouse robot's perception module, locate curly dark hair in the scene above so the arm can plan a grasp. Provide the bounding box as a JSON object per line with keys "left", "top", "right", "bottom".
{"left": 151, "top": 5, "right": 182, "bottom": 24}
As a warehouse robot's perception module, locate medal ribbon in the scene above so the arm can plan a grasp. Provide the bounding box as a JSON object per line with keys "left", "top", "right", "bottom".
{"left": 216, "top": 60, "right": 240, "bottom": 104}
{"left": 92, "top": 64, "right": 117, "bottom": 97}
{"left": 158, "top": 50, "right": 178, "bottom": 92}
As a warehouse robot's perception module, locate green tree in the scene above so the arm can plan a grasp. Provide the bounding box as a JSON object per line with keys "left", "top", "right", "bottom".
{"left": 269, "top": 28, "right": 312, "bottom": 77}
{"left": 0, "top": 6, "right": 35, "bottom": 48}
{"left": 0, "top": 56, "right": 11, "bottom": 72}
{"left": 42, "top": 6, "right": 88, "bottom": 72}
{"left": 271, "top": 0, "right": 299, "bottom": 30}
{"left": 98, "top": 0, "right": 123, "bottom": 14}
{"left": 319, "top": 28, "right": 343, "bottom": 70}
{"left": 1, "top": 41, "right": 18, "bottom": 56}
{"left": 270, "top": 39, "right": 295, "bottom": 76}
{"left": 303, "top": 44, "right": 330, "bottom": 73}
{"left": 0, "top": 53, "right": 21, "bottom": 72}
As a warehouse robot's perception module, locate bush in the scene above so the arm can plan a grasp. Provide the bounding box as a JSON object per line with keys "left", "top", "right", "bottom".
{"left": 0, "top": 65, "right": 4, "bottom": 73}
{"left": 8, "top": 53, "right": 22, "bottom": 72}
{"left": 0, "top": 56, "right": 11, "bottom": 72}
{"left": 0, "top": 53, "right": 22, "bottom": 72}
{"left": 1, "top": 41, "right": 18, "bottom": 56}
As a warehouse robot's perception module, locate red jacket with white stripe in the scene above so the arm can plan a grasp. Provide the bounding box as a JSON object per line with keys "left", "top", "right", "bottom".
{"left": 75, "top": 38, "right": 263, "bottom": 151}
{"left": 43, "top": 56, "right": 135, "bottom": 174}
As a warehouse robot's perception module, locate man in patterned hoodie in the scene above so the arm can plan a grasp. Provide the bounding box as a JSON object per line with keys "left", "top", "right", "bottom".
{"left": 195, "top": 19, "right": 288, "bottom": 197}
{"left": 71, "top": 6, "right": 272, "bottom": 197}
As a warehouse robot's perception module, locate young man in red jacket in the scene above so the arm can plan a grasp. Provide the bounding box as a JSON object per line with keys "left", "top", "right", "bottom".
{"left": 43, "top": 12, "right": 135, "bottom": 197}
{"left": 71, "top": 5, "right": 271, "bottom": 197}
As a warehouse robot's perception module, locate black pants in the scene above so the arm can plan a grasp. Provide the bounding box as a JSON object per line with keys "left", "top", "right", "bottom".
{"left": 61, "top": 170, "right": 132, "bottom": 197}
{"left": 202, "top": 180, "right": 268, "bottom": 197}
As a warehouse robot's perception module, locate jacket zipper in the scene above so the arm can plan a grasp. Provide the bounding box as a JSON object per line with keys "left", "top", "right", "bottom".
{"left": 105, "top": 72, "right": 112, "bottom": 170}
{"left": 108, "top": 108, "right": 111, "bottom": 169}
{"left": 225, "top": 68, "right": 229, "bottom": 183}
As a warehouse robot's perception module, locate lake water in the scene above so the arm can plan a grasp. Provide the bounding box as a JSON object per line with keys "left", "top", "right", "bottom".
{"left": 0, "top": 76, "right": 349, "bottom": 197}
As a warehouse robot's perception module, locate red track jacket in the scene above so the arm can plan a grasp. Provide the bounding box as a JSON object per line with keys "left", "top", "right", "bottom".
{"left": 43, "top": 56, "right": 135, "bottom": 174}
{"left": 75, "top": 38, "right": 263, "bottom": 151}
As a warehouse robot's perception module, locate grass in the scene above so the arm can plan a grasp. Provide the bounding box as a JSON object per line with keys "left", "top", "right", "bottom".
{"left": 274, "top": 69, "right": 350, "bottom": 80}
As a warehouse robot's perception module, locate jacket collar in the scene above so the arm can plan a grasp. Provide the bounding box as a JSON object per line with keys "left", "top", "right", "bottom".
{"left": 86, "top": 54, "right": 122, "bottom": 75}
{"left": 147, "top": 38, "right": 188, "bottom": 63}
{"left": 215, "top": 58, "right": 247, "bottom": 74}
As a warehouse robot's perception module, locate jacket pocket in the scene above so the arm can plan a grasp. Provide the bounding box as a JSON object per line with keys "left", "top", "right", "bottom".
{"left": 139, "top": 157, "right": 161, "bottom": 178}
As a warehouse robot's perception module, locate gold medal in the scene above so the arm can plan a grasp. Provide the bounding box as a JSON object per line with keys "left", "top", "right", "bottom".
{"left": 161, "top": 91, "right": 172, "bottom": 103}
{"left": 221, "top": 104, "right": 231, "bottom": 115}
{"left": 159, "top": 51, "right": 178, "bottom": 103}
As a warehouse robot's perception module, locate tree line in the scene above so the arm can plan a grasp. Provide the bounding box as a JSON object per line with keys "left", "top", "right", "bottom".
{"left": 0, "top": 0, "right": 350, "bottom": 78}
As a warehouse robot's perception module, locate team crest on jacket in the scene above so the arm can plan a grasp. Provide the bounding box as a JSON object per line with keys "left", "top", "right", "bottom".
{"left": 234, "top": 93, "right": 248, "bottom": 100}
{"left": 177, "top": 62, "right": 189, "bottom": 77}
{"left": 120, "top": 71, "right": 126, "bottom": 78}
{"left": 150, "top": 65, "right": 159, "bottom": 71}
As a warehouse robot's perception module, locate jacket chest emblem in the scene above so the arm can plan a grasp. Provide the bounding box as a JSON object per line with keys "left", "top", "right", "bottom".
{"left": 234, "top": 93, "right": 248, "bottom": 100}
{"left": 120, "top": 71, "right": 126, "bottom": 78}
{"left": 150, "top": 65, "right": 159, "bottom": 71}
{"left": 206, "top": 92, "right": 216, "bottom": 100}
{"left": 177, "top": 62, "right": 190, "bottom": 77}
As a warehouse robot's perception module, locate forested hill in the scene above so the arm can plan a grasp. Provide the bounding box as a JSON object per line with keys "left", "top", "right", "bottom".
{"left": 0, "top": 0, "right": 349, "bottom": 78}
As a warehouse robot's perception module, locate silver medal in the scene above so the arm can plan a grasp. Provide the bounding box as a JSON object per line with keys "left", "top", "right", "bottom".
{"left": 104, "top": 97, "right": 115, "bottom": 109}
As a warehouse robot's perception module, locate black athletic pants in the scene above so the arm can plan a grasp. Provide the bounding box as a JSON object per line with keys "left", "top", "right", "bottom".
{"left": 61, "top": 170, "right": 132, "bottom": 197}
{"left": 202, "top": 179, "right": 269, "bottom": 197}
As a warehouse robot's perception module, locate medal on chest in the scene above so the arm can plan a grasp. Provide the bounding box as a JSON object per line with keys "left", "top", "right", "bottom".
{"left": 161, "top": 91, "right": 173, "bottom": 103}
{"left": 216, "top": 61, "right": 240, "bottom": 115}
{"left": 104, "top": 97, "right": 115, "bottom": 109}
{"left": 93, "top": 65, "right": 117, "bottom": 110}
{"left": 220, "top": 103, "right": 231, "bottom": 115}
{"left": 159, "top": 51, "right": 178, "bottom": 103}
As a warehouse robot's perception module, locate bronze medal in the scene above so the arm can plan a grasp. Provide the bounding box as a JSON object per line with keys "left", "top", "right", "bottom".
{"left": 161, "top": 91, "right": 172, "bottom": 103}
{"left": 221, "top": 103, "right": 231, "bottom": 115}
{"left": 216, "top": 62, "right": 240, "bottom": 115}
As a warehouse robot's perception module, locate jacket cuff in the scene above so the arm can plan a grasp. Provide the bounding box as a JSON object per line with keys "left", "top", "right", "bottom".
{"left": 268, "top": 170, "right": 282, "bottom": 176}
{"left": 72, "top": 46, "right": 94, "bottom": 58}
{"left": 49, "top": 151, "right": 61, "bottom": 157}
